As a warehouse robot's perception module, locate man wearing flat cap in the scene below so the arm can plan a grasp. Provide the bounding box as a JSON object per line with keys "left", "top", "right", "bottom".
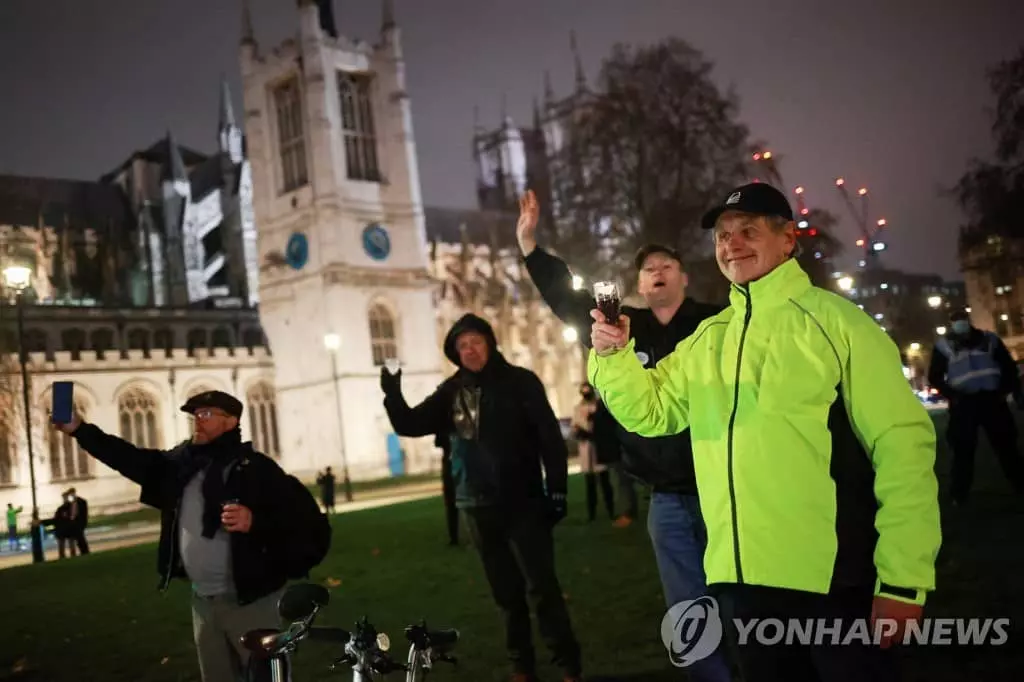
{"left": 588, "top": 182, "right": 941, "bottom": 680}
{"left": 53, "top": 389, "right": 330, "bottom": 682}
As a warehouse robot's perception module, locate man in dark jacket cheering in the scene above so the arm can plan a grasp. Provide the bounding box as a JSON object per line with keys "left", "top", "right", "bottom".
{"left": 381, "top": 314, "right": 582, "bottom": 682}
{"left": 53, "top": 390, "right": 330, "bottom": 682}
{"left": 517, "top": 189, "right": 730, "bottom": 682}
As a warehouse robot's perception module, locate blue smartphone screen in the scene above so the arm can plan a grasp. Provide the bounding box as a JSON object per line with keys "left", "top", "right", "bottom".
{"left": 52, "top": 381, "right": 74, "bottom": 423}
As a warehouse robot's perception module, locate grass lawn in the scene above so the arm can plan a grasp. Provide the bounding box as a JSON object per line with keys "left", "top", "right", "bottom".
{"left": 0, "top": 413, "right": 1022, "bottom": 681}
{"left": 90, "top": 472, "right": 439, "bottom": 528}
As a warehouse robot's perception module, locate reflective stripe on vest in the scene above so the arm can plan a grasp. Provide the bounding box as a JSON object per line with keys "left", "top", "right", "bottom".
{"left": 936, "top": 332, "right": 1002, "bottom": 393}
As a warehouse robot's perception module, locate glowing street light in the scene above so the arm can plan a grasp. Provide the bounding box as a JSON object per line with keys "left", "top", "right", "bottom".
{"left": 794, "top": 186, "right": 805, "bottom": 195}
{"left": 927, "top": 295, "right": 942, "bottom": 309}
{"left": 936, "top": 326, "right": 947, "bottom": 336}
{"left": 835, "top": 178, "right": 845, "bottom": 186}
{"left": 876, "top": 218, "right": 887, "bottom": 227}
{"left": 910, "top": 342, "right": 921, "bottom": 351}
{"left": 858, "top": 187, "right": 868, "bottom": 196}
{"left": 562, "top": 326, "right": 579, "bottom": 343}
{"left": 837, "top": 276, "right": 854, "bottom": 292}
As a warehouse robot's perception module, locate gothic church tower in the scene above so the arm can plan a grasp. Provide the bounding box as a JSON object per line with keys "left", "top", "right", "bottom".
{"left": 240, "top": 0, "right": 442, "bottom": 476}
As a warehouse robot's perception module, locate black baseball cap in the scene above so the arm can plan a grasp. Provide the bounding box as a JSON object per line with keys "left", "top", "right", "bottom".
{"left": 180, "top": 390, "right": 244, "bottom": 419}
{"left": 634, "top": 244, "right": 683, "bottom": 270}
{"left": 701, "top": 182, "right": 795, "bottom": 231}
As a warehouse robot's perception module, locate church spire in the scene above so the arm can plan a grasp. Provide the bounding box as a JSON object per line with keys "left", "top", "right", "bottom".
{"left": 219, "top": 77, "right": 236, "bottom": 131}
{"left": 164, "top": 131, "right": 190, "bottom": 196}
{"left": 241, "top": 0, "right": 255, "bottom": 45}
{"left": 381, "top": 0, "right": 396, "bottom": 31}
{"left": 570, "top": 30, "right": 586, "bottom": 92}
{"left": 543, "top": 69, "right": 555, "bottom": 107}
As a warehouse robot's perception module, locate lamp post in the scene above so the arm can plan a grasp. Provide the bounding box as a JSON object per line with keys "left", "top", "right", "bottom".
{"left": 3, "top": 264, "right": 44, "bottom": 563}
{"left": 323, "top": 333, "right": 353, "bottom": 502}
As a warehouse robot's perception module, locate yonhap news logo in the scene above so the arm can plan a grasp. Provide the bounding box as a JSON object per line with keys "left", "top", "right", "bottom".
{"left": 661, "top": 596, "right": 1011, "bottom": 667}
{"left": 660, "top": 596, "right": 724, "bottom": 667}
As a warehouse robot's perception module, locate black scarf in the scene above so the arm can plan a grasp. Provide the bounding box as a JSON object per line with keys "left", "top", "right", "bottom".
{"left": 179, "top": 427, "right": 244, "bottom": 539}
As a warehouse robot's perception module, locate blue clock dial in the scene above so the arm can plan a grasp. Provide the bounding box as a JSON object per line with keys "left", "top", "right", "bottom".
{"left": 362, "top": 223, "right": 391, "bottom": 261}
{"left": 285, "top": 232, "right": 309, "bottom": 270}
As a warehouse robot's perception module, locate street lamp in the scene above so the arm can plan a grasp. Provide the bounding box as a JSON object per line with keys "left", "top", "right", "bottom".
{"left": 927, "top": 295, "right": 942, "bottom": 309}
{"left": 837, "top": 276, "right": 854, "bottom": 292}
{"left": 323, "top": 332, "right": 353, "bottom": 503}
{"left": 2, "top": 263, "right": 43, "bottom": 563}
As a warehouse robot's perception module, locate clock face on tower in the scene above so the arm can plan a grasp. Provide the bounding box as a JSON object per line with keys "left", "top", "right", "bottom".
{"left": 362, "top": 223, "right": 391, "bottom": 261}
{"left": 285, "top": 232, "right": 309, "bottom": 270}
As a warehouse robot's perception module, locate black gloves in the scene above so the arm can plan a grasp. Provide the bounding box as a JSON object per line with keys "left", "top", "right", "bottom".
{"left": 546, "top": 491, "right": 568, "bottom": 526}
{"left": 380, "top": 366, "right": 402, "bottom": 395}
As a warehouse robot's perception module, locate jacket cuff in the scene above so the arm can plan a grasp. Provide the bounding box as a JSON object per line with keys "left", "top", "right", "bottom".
{"left": 876, "top": 580, "right": 927, "bottom": 606}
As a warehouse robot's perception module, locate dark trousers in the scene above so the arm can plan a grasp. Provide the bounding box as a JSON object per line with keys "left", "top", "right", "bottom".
{"left": 584, "top": 471, "right": 615, "bottom": 521}
{"left": 713, "top": 583, "right": 899, "bottom": 682}
{"left": 58, "top": 530, "right": 89, "bottom": 558}
{"left": 441, "top": 456, "right": 459, "bottom": 544}
{"left": 464, "top": 502, "right": 581, "bottom": 678}
{"left": 610, "top": 462, "right": 638, "bottom": 519}
{"left": 947, "top": 395, "right": 1024, "bottom": 503}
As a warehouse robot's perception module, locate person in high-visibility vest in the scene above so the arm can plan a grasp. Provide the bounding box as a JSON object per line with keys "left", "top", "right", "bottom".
{"left": 927, "top": 308, "right": 1024, "bottom": 505}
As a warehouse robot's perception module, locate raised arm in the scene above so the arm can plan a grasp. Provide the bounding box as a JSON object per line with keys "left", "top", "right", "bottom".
{"left": 587, "top": 312, "right": 692, "bottom": 437}
{"left": 381, "top": 370, "right": 452, "bottom": 438}
{"left": 517, "top": 190, "right": 597, "bottom": 345}
{"left": 842, "top": 314, "right": 941, "bottom": 607}
{"left": 65, "top": 420, "right": 171, "bottom": 488}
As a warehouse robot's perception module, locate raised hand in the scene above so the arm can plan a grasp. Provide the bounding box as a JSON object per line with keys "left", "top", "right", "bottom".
{"left": 590, "top": 308, "right": 630, "bottom": 356}
{"left": 516, "top": 189, "right": 540, "bottom": 256}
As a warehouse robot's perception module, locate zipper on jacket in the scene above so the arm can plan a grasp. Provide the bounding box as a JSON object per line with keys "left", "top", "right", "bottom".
{"left": 727, "top": 287, "right": 753, "bottom": 584}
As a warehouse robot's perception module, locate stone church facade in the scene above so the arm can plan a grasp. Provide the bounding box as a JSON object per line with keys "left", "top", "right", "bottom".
{"left": 0, "top": 0, "right": 583, "bottom": 517}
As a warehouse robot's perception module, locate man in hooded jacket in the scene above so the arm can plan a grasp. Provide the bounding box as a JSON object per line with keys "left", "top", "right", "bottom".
{"left": 381, "top": 313, "right": 582, "bottom": 682}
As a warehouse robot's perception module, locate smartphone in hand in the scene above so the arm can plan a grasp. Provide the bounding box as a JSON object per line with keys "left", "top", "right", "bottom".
{"left": 52, "top": 381, "right": 74, "bottom": 424}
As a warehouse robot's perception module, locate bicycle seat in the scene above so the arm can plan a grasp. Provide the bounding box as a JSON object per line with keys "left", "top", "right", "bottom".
{"left": 240, "top": 628, "right": 283, "bottom": 659}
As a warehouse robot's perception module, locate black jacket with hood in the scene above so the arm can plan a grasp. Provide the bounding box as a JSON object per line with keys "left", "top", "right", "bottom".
{"left": 524, "top": 246, "right": 724, "bottom": 495}
{"left": 383, "top": 314, "right": 568, "bottom": 509}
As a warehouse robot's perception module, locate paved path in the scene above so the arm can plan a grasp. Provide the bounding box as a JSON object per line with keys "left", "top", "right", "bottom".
{"left": 0, "top": 480, "right": 444, "bottom": 571}
{"left": 0, "top": 463, "right": 586, "bottom": 571}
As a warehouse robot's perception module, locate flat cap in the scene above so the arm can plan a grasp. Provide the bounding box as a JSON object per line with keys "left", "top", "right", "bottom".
{"left": 180, "top": 390, "right": 244, "bottom": 419}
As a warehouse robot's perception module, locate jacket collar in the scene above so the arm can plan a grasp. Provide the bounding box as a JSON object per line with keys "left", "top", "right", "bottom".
{"left": 728, "top": 257, "right": 811, "bottom": 312}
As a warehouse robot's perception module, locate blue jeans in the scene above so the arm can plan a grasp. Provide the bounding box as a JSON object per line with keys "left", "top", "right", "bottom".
{"left": 648, "top": 492, "right": 733, "bottom": 682}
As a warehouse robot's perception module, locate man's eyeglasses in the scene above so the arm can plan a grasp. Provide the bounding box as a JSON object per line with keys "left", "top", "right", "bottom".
{"left": 192, "top": 408, "right": 227, "bottom": 420}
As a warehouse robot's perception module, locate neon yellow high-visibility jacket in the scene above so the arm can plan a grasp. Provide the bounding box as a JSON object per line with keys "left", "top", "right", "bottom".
{"left": 588, "top": 258, "right": 941, "bottom": 605}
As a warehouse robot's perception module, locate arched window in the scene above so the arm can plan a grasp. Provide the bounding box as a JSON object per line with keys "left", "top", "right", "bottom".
{"left": 242, "top": 328, "right": 264, "bottom": 351}
{"left": 211, "top": 327, "right": 233, "bottom": 349}
{"left": 25, "top": 329, "right": 48, "bottom": 354}
{"left": 246, "top": 381, "right": 280, "bottom": 458}
{"left": 127, "top": 328, "right": 151, "bottom": 357}
{"left": 153, "top": 328, "right": 174, "bottom": 357}
{"left": 90, "top": 328, "right": 115, "bottom": 359}
{"left": 368, "top": 303, "right": 398, "bottom": 366}
{"left": 0, "top": 423, "right": 13, "bottom": 486}
{"left": 118, "top": 387, "right": 161, "bottom": 449}
{"left": 46, "top": 397, "right": 90, "bottom": 482}
{"left": 187, "top": 328, "right": 208, "bottom": 356}
{"left": 61, "top": 328, "right": 87, "bottom": 360}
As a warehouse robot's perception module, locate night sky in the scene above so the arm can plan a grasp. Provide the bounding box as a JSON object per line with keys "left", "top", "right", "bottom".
{"left": 1, "top": 0, "right": 1021, "bottom": 280}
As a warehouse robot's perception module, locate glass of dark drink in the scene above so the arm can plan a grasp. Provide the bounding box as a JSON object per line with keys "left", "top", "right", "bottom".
{"left": 594, "top": 281, "right": 622, "bottom": 325}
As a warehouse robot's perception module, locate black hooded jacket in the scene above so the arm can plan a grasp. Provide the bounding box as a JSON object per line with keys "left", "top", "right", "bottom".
{"left": 383, "top": 314, "right": 568, "bottom": 508}
{"left": 524, "top": 246, "right": 724, "bottom": 494}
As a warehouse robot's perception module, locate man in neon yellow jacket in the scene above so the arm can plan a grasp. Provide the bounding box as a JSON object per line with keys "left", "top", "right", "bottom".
{"left": 589, "top": 182, "right": 940, "bottom": 681}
